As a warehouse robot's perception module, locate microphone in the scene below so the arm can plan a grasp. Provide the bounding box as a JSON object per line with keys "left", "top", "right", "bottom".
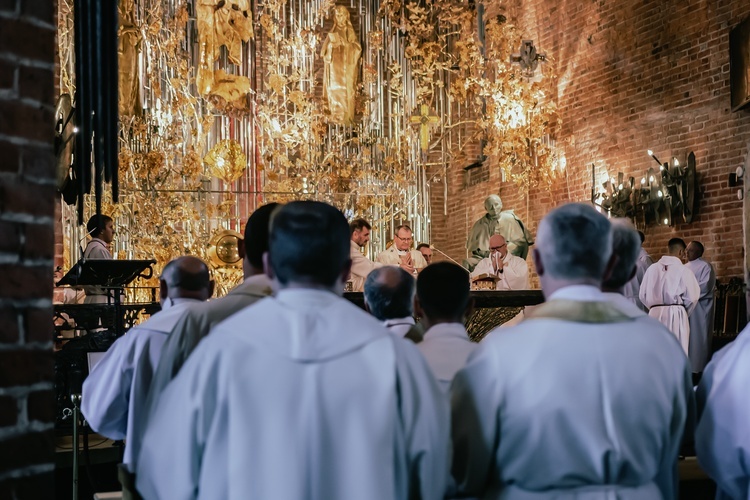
{"left": 430, "top": 246, "right": 463, "bottom": 267}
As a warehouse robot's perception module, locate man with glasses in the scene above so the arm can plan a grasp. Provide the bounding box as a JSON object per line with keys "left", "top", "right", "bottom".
{"left": 470, "top": 234, "right": 529, "bottom": 290}
{"left": 376, "top": 224, "right": 428, "bottom": 275}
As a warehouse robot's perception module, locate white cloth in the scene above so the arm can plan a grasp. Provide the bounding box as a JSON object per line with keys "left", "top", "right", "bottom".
{"left": 417, "top": 323, "right": 477, "bottom": 392}
{"left": 685, "top": 258, "right": 716, "bottom": 373}
{"left": 349, "top": 240, "right": 382, "bottom": 292}
{"left": 451, "top": 285, "right": 694, "bottom": 500}
{"left": 696, "top": 326, "right": 750, "bottom": 500}
{"left": 602, "top": 291, "right": 647, "bottom": 318}
{"left": 82, "top": 238, "right": 112, "bottom": 303}
{"left": 622, "top": 247, "right": 653, "bottom": 311}
{"left": 470, "top": 253, "right": 529, "bottom": 290}
{"left": 639, "top": 255, "right": 700, "bottom": 355}
{"left": 383, "top": 316, "right": 415, "bottom": 338}
{"left": 81, "top": 299, "right": 200, "bottom": 471}
{"left": 376, "top": 245, "right": 428, "bottom": 271}
{"left": 136, "top": 288, "right": 450, "bottom": 500}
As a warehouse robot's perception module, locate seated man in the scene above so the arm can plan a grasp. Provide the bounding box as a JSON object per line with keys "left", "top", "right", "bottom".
{"left": 137, "top": 201, "right": 449, "bottom": 500}
{"left": 451, "top": 203, "right": 694, "bottom": 500}
{"left": 82, "top": 257, "right": 213, "bottom": 486}
{"left": 364, "top": 266, "right": 418, "bottom": 341}
{"left": 415, "top": 262, "right": 476, "bottom": 391}
{"left": 470, "top": 234, "right": 529, "bottom": 290}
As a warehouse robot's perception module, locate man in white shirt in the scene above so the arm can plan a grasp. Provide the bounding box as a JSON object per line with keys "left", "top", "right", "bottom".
{"left": 363, "top": 266, "right": 417, "bottom": 340}
{"left": 349, "top": 218, "right": 382, "bottom": 291}
{"left": 376, "top": 224, "right": 427, "bottom": 275}
{"left": 82, "top": 214, "right": 115, "bottom": 304}
{"left": 639, "top": 237, "right": 700, "bottom": 356}
{"left": 415, "top": 262, "right": 476, "bottom": 391}
{"left": 137, "top": 201, "right": 449, "bottom": 500}
{"left": 695, "top": 325, "right": 750, "bottom": 500}
{"left": 685, "top": 240, "right": 716, "bottom": 381}
{"left": 141, "top": 203, "right": 278, "bottom": 446}
{"left": 451, "top": 203, "right": 694, "bottom": 500}
{"left": 82, "top": 256, "right": 213, "bottom": 490}
{"left": 469, "top": 234, "right": 529, "bottom": 290}
{"left": 622, "top": 230, "right": 653, "bottom": 311}
{"left": 601, "top": 219, "right": 648, "bottom": 318}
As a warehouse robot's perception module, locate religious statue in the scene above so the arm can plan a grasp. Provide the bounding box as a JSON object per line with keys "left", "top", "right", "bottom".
{"left": 464, "top": 194, "right": 534, "bottom": 271}
{"left": 321, "top": 6, "right": 361, "bottom": 124}
{"left": 196, "top": 0, "right": 254, "bottom": 101}
{"left": 118, "top": 0, "right": 142, "bottom": 117}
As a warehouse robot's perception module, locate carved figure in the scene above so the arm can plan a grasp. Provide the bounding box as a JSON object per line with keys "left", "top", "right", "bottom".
{"left": 321, "top": 6, "right": 361, "bottom": 124}
{"left": 118, "top": 0, "right": 142, "bottom": 117}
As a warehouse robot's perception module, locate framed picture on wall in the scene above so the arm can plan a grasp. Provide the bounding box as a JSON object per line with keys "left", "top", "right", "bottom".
{"left": 730, "top": 16, "right": 750, "bottom": 112}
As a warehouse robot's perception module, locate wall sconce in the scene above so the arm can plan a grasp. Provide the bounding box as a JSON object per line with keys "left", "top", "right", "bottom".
{"left": 729, "top": 165, "right": 744, "bottom": 200}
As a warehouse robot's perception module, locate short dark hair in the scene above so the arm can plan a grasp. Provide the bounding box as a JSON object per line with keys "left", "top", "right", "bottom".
{"left": 268, "top": 201, "right": 350, "bottom": 287}
{"left": 416, "top": 243, "right": 430, "bottom": 251}
{"left": 417, "top": 262, "right": 470, "bottom": 322}
{"left": 86, "top": 214, "right": 113, "bottom": 237}
{"left": 668, "top": 238, "right": 686, "bottom": 253}
{"left": 244, "top": 203, "right": 280, "bottom": 269}
{"left": 364, "top": 267, "right": 415, "bottom": 320}
{"left": 350, "top": 218, "right": 371, "bottom": 235}
{"left": 689, "top": 240, "right": 705, "bottom": 257}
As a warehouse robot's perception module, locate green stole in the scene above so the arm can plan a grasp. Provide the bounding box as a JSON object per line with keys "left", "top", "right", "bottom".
{"left": 526, "top": 299, "right": 635, "bottom": 324}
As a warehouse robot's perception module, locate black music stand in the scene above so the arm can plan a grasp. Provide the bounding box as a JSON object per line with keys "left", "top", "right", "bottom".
{"left": 56, "top": 259, "right": 156, "bottom": 336}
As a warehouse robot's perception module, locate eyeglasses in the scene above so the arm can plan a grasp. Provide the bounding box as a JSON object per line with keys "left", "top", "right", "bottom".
{"left": 395, "top": 235, "right": 413, "bottom": 242}
{"left": 490, "top": 244, "right": 507, "bottom": 251}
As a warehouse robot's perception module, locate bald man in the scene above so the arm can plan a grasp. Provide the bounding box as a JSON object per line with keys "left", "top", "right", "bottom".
{"left": 82, "top": 256, "right": 213, "bottom": 479}
{"left": 469, "top": 234, "right": 529, "bottom": 290}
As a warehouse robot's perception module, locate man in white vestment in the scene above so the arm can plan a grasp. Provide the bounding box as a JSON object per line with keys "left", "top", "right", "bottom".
{"left": 622, "top": 230, "right": 653, "bottom": 311}
{"left": 451, "top": 203, "right": 694, "bottom": 500}
{"left": 376, "top": 224, "right": 428, "bottom": 275}
{"left": 364, "top": 266, "right": 419, "bottom": 341}
{"left": 685, "top": 240, "right": 716, "bottom": 380}
{"left": 349, "top": 218, "right": 382, "bottom": 291}
{"left": 470, "top": 234, "right": 529, "bottom": 290}
{"left": 81, "top": 214, "right": 115, "bottom": 304}
{"left": 695, "top": 325, "right": 750, "bottom": 500}
{"left": 601, "top": 220, "right": 649, "bottom": 318}
{"left": 417, "top": 243, "right": 433, "bottom": 265}
{"left": 639, "top": 237, "right": 700, "bottom": 355}
{"left": 140, "top": 203, "right": 278, "bottom": 444}
{"left": 136, "top": 201, "right": 450, "bottom": 500}
{"left": 415, "top": 262, "right": 476, "bottom": 391}
{"left": 82, "top": 257, "right": 213, "bottom": 490}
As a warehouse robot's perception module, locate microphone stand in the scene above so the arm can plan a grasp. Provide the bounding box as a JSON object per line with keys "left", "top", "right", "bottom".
{"left": 430, "top": 246, "right": 464, "bottom": 267}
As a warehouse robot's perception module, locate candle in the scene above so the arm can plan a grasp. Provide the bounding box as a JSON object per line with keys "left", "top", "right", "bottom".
{"left": 646, "top": 149, "right": 662, "bottom": 166}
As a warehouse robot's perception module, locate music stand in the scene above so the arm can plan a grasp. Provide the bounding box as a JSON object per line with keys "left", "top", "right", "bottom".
{"left": 57, "top": 259, "right": 156, "bottom": 336}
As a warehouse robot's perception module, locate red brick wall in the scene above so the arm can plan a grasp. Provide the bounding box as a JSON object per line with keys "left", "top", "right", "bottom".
{"left": 432, "top": 0, "right": 750, "bottom": 282}
{"left": 0, "top": 0, "right": 57, "bottom": 497}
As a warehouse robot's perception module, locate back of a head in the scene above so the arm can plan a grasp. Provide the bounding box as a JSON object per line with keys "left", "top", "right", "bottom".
{"left": 667, "top": 237, "right": 686, "bottom": 255}
{"left": 269, "top": 201, "right": 350, "bottom": 287}
{"left": 603, "top": 219, "right": 641, "bottom": 290}
{"left": 161, "top": 256, "right": 211, "bottom": 298}
{"left": 536, "top": 203, "right": 612, "bottom": 281}
{"left": 86, "top": 214, "right": 112, "bottom": 237}
{"left": 417, "top": 262, "right": 470, "bottom": 322}
{"left": 363, "top": 266, "right": 414, "bottom": 320}
{"left": 244, "top": 203, "right": 281, "bottom": 269}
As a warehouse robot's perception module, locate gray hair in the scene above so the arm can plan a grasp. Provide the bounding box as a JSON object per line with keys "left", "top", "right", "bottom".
{"left": 364, "top": 266, "right": 415, "bottom": 321}
{"left": 536, "top": 203, "right": 612, "bottom": 281}
{"left": 603, "top": 219, "right": 641, "bottom": 289}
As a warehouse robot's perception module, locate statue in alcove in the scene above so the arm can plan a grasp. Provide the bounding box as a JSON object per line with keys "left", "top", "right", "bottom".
{"left": 196, "top": 0, "right": 254, "bottom": 101}
{"left": 321, "top": 6, "right": 361, "bottom": 124}
{"left": 118, "top": 0, "right": 142, "bottom": 117}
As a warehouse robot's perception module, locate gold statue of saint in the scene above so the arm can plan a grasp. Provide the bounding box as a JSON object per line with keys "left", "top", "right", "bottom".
{"left": 196, "top": 0, "right": 254, "bottom": 99}
{"left": 321, "top": 6, "right": 361, "bottom": 124}
{"left": 118, "top": 0, "right": 142, "bottom": 117}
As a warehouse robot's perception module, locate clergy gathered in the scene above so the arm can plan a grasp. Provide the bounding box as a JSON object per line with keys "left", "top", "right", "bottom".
{"left": 81, "top": 199, "right": 747, "bottom": 500}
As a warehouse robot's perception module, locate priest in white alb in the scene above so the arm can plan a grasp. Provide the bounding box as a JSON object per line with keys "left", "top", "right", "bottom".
{"left": 82, "top": 257, "right": 213, "bottom": 493}
{"left": 602, "top": 219, "right": 649, "bottom": 318}
{"left": 684, "top": 240, "right": 716, "bottom": 378}
{"left": 376, "top": 224, "right": 427, "bottom": 275}
{"left": 470, "top": 234, "right": 529, "bottom": 290}
{"left": 639, "top": 237, "right": 700, "bottom": 355}
{"left": 451, "top": 203, "right": 694, "bottom": 500}
{"left": 136, "top": 201, "right": 449, "bottom": 500}
{"left": 349, "top": 218, "right": 382, "bottom": 291}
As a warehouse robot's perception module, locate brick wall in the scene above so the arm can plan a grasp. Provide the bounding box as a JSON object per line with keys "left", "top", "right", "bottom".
{"left": 0, "top": 0, "right": 57, "bottom": 497}
{"left": 432, "top": 0, "right": 750, "bottom": 283}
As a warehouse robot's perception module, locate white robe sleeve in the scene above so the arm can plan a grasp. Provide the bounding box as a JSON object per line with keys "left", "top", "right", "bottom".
{"left": 81, "top": 335, "right": 135, "bottom": 440}
{"left": 350, "top": 248, "right": 382, "bottom": 280}
{"left": 500, "top": 256, "right": 529, "bottom": 290}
